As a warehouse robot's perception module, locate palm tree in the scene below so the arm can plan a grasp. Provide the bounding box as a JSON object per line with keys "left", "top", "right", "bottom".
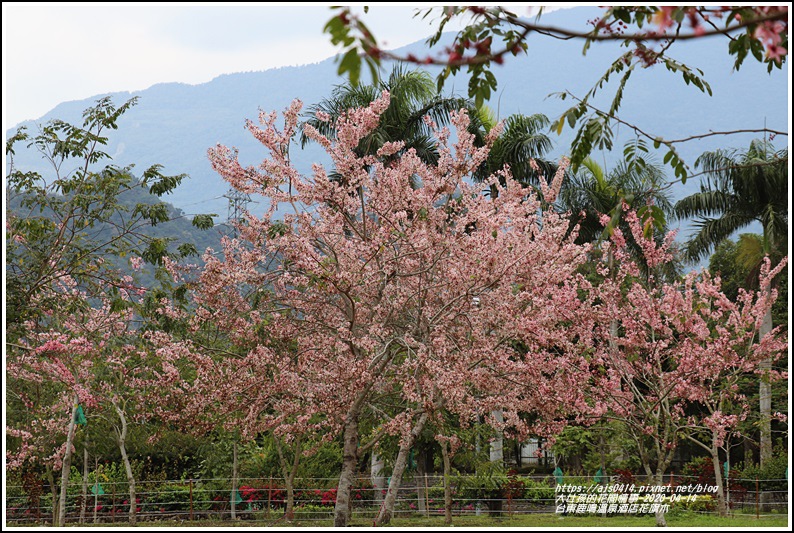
{"left": 560, "top": 153, "right": 675, "bottom": 275}
{"left": 674, "top": 139, "right": 788, "bottom": 469}
{"left": 300, "top": 66, "right": 476, "bottom": 179}
{"left": 469, "top": 106, "right": 555, "bottom": 198}
{"left": 675, "top": 139, "right": 787, "bottom": 263}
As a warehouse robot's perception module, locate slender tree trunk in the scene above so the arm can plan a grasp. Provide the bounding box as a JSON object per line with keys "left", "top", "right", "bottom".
{"left": 475, "top": 427, "right": 482, "bottom": 516}
{"left": 759, "top": 305, "right": 773, "bottom": 511}
{"left": 759, "top": 306, "right": 773, "bottom": 465}
{"left": 441, "top": 440, "right": 453, "bottom": 525}
{"left": 48, "top": 468, "right": 59, "bottom": 526}
{"left": 334, "top": 412, "right": 361, "bottom": 527}
{"left": 654, "top": 472, "right": 667, "bottom": 527}
{"left": 231, "top": 440, "right": 238, "bottom": 520}
{"left": 375, "top": 412, "right": 429, "bottom": 526}
{"left": 489, "top": 410, "right": 504, "bottom": 465}
{"left": 80, "top": 445, "right": 89, "bottom": 523}
{"left": 711, "top": 441, "right": 727, "bottom": 517}
{"left": 599, "top": 431, "right": 607, "bottom": 517}
{"left": 114, "top": 403, "right": 136, "bottom": 525}
{"left": 57, "top": 399, "right": 79, "bottom": 526}
{"left": 371, "top": 451, "right": 385, "bottom": 507}
{"left": 275, "top": 434, "right": 302, "bottom": 520}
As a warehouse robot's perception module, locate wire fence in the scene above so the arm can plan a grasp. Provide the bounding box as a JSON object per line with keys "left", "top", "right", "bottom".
{"left": 5, "top": 474, "right": 788, "bottom": 525}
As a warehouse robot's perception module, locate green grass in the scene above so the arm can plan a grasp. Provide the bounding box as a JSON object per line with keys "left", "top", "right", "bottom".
{"left": 45, "top": 511, "right": 786, "bottom": 528}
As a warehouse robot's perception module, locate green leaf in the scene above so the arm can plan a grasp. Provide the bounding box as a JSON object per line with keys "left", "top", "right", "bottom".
{"left": 338, "top": 48, "right": 362, "bottom": 86}
{"left": 177, "top": 243, "right": 198, "bottom": 257}
{"left": 191, "top": 214, "right": 215, "bottom": 230}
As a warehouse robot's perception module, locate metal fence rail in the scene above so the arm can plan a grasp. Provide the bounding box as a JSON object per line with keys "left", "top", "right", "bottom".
{"left": 6, "top": 474, "right": 789, "bottom": 525}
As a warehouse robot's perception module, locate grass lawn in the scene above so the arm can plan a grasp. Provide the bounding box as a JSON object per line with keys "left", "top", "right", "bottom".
{"left": 74, "top": 511, "right": 788, "bottom": 528}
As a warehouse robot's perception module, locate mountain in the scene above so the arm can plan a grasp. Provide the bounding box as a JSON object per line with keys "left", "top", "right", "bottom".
{"left": 6, "top": 7, "right": 789, "bottom": 239}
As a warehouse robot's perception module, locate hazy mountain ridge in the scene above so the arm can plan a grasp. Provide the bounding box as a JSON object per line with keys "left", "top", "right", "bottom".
{"left": 6, "top": 7, "right": 788, "bottom": 236}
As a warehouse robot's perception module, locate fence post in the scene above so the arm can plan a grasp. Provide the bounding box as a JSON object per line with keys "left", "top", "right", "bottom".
{"left": 93, "top": 458, "right": 99, "bottom": 524}
{"left": 189, "top": 479, "right": 194, "bottom": 521}
{"left": 268, "top": 477, "right": 272, "bottom": 514}
{"left": 111, "top": 482, "right": 116, "bottom": 524}
{"left": 425, "top": 474, "right": 430, "bottom": 518}
{"left": 755, "top": 478, "right": 759, "bottom": 519}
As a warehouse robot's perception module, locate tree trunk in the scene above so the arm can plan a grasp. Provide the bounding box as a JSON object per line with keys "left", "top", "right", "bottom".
{"left": 441, "top": 440, "right": 453, "bottom": 525}
{"left": 114, "top": 403, "right": 136, "bottom": 525}
{"left": 416, "top": 451, "right": 426, "bottom": 515}
{"left": 489, "top": 411, "right": 504, "bottom": 465}
{"left": 274, "top": 434, "right": 301, "bottom": 521}
{"left": 375, "top": 412, "right": 429, "bottom": 526}
{"left": 475, "top": 428, "right": 482, "bottom": 516}
{"left": 654, "top": 472, "right": 667, "bottom": 527}
{"left": 371, "top": 451, "right": 385, "bottom": 506}
{"left": 759, "top": 305, "right": 773, "bottom": 511}
{"left": 80, "top": 445, "right": 89, "bottom": 523}
{"left": 334, "top": 413, "right": 361, "bottom": 527}
{"left": 599, "top": 431, "right": 607, "bottom": 517}
{"left": 57, "top": 399, "right": 79, "bottom": 526}
{"left": 759, "top": 306, "right": 773, "bottom": 466}
{"left": 48, "top": 467, "right": 59, "bottom": 526}
{"left": 231, "top": 440, "right": 238, "bottom": 520}
{"left": 711, "top": 441, "right": 727, "bottom": 517}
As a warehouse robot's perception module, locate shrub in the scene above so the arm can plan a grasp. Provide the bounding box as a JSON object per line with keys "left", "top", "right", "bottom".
{"left": 521, "top": 478, "right": 556, "bottom": 504}
{"left": 294, "top": 503, "right": 334, "bottom": 520}
{"left": 735, "top": 453, "right": 788, "bottom": 492}
{"left": 150, "top": 482, "right": 211, "bottom": 512}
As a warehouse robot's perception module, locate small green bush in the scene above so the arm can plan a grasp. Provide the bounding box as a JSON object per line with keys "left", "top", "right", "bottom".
{"left": 522, "top": 478, "right": 555, "bottom": 503}
{"left": 294, "top": 503, "right": 335, "bottom": 520}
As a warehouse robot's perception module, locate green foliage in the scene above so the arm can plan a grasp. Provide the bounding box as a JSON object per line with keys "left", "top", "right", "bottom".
{"left": 520, "top": 478, "right": 556, "bottom": 503}
{"left": 294, "top": 503, "right": 334, "bottom": 520}
{"left": 191, "top": 214, "right": 215, "bottom": 230}
{"left": 735, "top": 452, "right": 789, "bottom": 491}
{"left": 147, "top": 482, "right": 212, "bottom": 512}
{"left": 471, "top": 109, "right": 556, "bottom": 194}
{"left": 323, "top": 7, "right": 380, "bottom": 87}
{"left": 453, "top": 461, "right": 507, "bottom": 507}
{"left": 301, "top": 66, "right": 475, "bottom": 178}
{"left": 5, "top": 96, "right": 215, "bottom": 335}
{"left": 675, "top": 139, "right": 788, "bottom": 263}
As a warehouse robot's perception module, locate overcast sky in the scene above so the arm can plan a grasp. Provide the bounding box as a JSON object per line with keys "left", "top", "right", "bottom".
{"left": 2, "top": 3, "right": 564, "bottom": 133}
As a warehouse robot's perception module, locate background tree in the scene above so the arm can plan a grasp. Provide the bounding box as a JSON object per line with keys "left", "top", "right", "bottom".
{"left": 5, "top": 96, "right": 212, "bottom": 337}
{"left": 588, "top": 210, "right": 787, "bottom": 524}
{"left": 5, "top": 97, "right": 214, "bottom": 525}
{"left": 674, "top": 139, "right": 788, "bottom": 469}
{"left": 300, "top": 66, "right": 477, "bottom": 178}
{"left": 469, "top": 107, "right": 555, "bottom": 198}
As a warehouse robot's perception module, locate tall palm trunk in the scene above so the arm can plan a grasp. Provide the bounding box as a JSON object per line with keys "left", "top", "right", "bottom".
{"left": 759, "top": 306, "right": 773, "bottom": 466}
{"left": 759, "top": 304, "right": 774, "bottom": 511}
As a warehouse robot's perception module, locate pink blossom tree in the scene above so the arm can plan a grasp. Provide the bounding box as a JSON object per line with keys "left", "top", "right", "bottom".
{"left": 589, "top": 210, "right": 787, "bottom": 524}
{"left": 674, "top": 257, "right": 788, "bottom": 516}
{"left": 6, "top": 265, "right": 157, "bottom": 526}
{"left": 182, "top": 92, "right": 600, "bottom": 526}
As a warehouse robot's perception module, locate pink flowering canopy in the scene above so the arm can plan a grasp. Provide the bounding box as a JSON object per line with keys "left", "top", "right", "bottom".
{"left": 587, "top": 209, "right": 787, "bottom": 472}
{"left": 157, "top": 91, "right": 602, "bottom": 446}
